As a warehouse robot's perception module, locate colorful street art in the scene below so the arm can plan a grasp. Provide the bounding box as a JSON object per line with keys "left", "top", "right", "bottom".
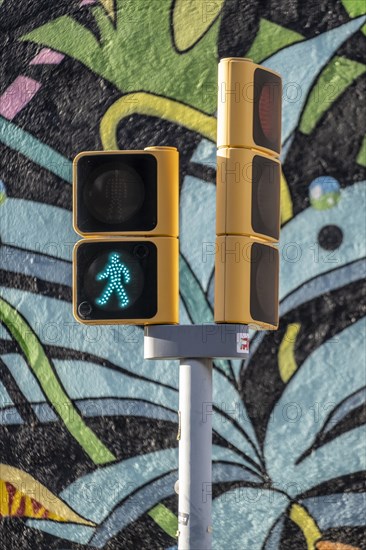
{"left": 0, "top": 1, "right": 365, "bottom": 548}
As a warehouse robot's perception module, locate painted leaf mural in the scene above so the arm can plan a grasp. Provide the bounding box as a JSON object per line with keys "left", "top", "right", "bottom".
{"left": 0, "top": 465, "right": 95, "bottom": 525}
{"left": 1, "top": 0, "right": 365, "bottom": 548}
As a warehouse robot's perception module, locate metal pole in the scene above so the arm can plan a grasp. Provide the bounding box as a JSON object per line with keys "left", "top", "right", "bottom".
{"left": 144, "top": 324, "right": 249, "bottom": 549}
{"left": 178, "top": 358, "right": 213, "bottom": 550}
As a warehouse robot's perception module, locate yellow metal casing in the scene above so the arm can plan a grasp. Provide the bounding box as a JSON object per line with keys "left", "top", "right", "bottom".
{"left": 73, "top": 147, "right": 179, "bottom": 237}
{"left": 214, "top": 235, "right": 279, "bottom": 329}
{"left": 216, "top": 147, "right": 281, "bottom": 241}
{"left": 73, "top": 236, "right": 179, "bottom": 325}
{"left": 217, "top": 58, "right": 282, "bottom": 158}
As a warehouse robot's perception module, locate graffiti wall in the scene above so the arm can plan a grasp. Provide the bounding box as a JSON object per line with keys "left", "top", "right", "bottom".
{"left": 0, "top": 1, "right": 365, "bottom": 548}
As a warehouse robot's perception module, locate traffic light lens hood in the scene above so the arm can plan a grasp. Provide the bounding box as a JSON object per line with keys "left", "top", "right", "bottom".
{"left": 250, "top": 242, "right": 279, "bottom": 327}
{"left": 252, "top": 155, "right": 280, "bottom": 241}
{"left": 84, "top": 162, "right": 145, "bottom": 224}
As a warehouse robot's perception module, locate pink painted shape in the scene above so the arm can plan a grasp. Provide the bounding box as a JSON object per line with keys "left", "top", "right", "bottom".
{"left": 0, "top": 76, "right": 41, "bottom": 120}
{"left": 80, "top": 0, "right": 96, "bottom": 5}
{"left": 30, "top": 48, "right": 65, "bottom": 65}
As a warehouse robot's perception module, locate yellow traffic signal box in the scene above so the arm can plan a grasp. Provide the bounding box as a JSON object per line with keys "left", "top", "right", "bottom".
{"left": 215, "top": 58, "right": 282, "bottom": 329}
{"left": 72, "top": 147, "right": 179, "bottom": 325}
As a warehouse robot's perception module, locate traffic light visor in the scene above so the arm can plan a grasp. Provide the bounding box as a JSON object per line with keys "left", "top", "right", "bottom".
{"left": 251, "top": 155, "right": 280, "bottom": 241}
{"left": 250, "top": 242, "right": 279, "bottom": 327}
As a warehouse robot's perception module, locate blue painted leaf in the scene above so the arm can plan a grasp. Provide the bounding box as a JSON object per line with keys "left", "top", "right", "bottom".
{"left": 212, "top": 488, "right": 289, "bottom": 550}
{"left": 264, "top": 317, "right": 366, "bottom": 497}
{"left": 264, "top": 16, "right": 366, "bottom": 143}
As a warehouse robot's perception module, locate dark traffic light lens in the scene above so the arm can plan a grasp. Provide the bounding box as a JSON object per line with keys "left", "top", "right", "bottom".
{"left": 84, "top": 250, "right": 144, "bottom": 312}
{"left": 84, "top": 163, "right": 145, "bottom": 224}
{"left": 76, "top": 153, "right": 158, "bottom": 234}
{"left": 250, "top": 243, "right": 279, "bottom": 326}
{"left": 253, "top": 68, "right": 281, "bottom": 154}
{"left": 259, "top": 84, "right": 277, "bottom": 143}
{"left": 252, "top": 156, "right": 280, "bottom": 240}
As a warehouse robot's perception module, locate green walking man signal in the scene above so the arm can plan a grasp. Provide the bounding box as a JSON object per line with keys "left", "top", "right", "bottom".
{"left": 96, "top": 252, "right": 131, "bottom": 308}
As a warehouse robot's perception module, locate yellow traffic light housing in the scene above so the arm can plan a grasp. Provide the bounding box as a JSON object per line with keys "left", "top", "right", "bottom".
{"left": 73, "top": 237, "right": 178, "bottom": 325}
{"left": 73, "top": 147, "right": 178, "bottom": 237}
{"left": 72, "top": 147, "right": 179, "bottom": 325}
{"left": 217, "top": 57, "right": 282, "bottom": 157}
{"left": 214, "top": 236, "right": 279, "bottom": 329}
{"left": 215, "top": 58, "right": 282, "bottom": 329}
{"left": 216, "top": 147, "right": 281, "bottom": 242}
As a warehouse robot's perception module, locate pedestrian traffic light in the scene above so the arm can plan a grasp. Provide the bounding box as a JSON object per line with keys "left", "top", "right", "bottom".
{"left": 214, "top": 58, "right": 282, "bottom": 329}
{"left": 72, "top": 147, "right": 179, "bottom": 325}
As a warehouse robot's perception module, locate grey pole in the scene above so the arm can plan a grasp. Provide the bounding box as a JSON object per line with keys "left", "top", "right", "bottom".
{"left": 178, "top": 358, "right": 213, "bottom": 549}
{"left": 144, "top": 324, "right": 249, "bottom": 550}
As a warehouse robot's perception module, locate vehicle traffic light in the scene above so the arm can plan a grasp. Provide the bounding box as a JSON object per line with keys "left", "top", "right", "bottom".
{"left": 216, "top": 57, "right": 282, "bottom": 156}
{"left": 72, "top": 147, "right": 179, "bottom": 325}
{"left": 215, "top": 58, "right": 282, "bottom": 329}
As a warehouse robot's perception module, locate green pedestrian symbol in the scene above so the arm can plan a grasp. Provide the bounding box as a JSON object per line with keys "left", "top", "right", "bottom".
{"left": 96, "top": 253, "right": 131, "bottom": 308}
